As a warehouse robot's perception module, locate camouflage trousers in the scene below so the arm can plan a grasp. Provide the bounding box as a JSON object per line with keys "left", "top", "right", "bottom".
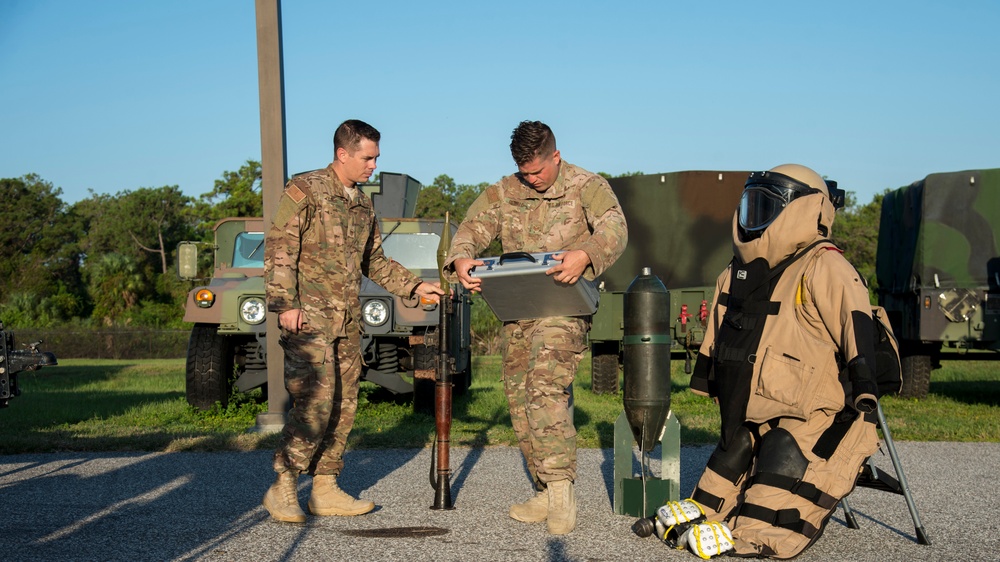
{"left": 502, "top": 316, "right": 588, "bottom": 486}
{"left": 272, "top": 326, "right": 362, "bottom": 476}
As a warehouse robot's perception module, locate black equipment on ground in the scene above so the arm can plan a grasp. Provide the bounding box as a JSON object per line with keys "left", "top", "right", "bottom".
{"left": 623, "top": 268, "right": 672, "bottom": 453}
{"left": 622, "top": 268, "right": 673, "bottom": 523}
{"left": 0, "top": 321, "right": 58, "bottom": 408}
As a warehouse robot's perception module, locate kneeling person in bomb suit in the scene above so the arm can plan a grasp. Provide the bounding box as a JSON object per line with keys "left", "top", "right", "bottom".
{"left": 658, "top": 164, "right": 882, "bottom": 559}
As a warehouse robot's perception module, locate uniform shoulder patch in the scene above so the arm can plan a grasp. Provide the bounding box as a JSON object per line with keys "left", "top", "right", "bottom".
{"left": 285, "top": 184, "right": 307, "bottom": 204}
{"left": 582, "top": 179, "right": 620, "bottom": 217}
{"left": 486, "top": 184, "right": 501, "bottom": 204}
{"left": 463, "top": 183, "right": 503, "bottom": 221}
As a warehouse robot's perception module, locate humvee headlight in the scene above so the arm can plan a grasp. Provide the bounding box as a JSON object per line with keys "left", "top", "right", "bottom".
{"left": 195, "top": 289, "right": 215, "bottom": 308}
{"left": 363, "top": 299, "right": 390, "bottom": 327}
{"left": 240, "top": 297, "right": 266, "bottom": 325}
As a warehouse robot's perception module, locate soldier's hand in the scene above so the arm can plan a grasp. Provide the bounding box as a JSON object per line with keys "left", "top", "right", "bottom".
{"left": 453, "top": 257, "right": 484, "bottom": 293}
{"left": 278, "top": 309, "right": 305, "bottom": 334}
{"left": 546, "top": 250, "right": 591, "bottom": 285}
{"left": 414, "top": 281, "right": 445, "bottom": 303}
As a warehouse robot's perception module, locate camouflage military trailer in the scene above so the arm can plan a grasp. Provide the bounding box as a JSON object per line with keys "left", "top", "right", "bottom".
{"left": 876, "top": 168, "right": 1000, "bottom": 398}
{"left": 589, "top": 171, "right": 748, "bottom": 393}
{"left": 177, "top": 173, "right": 471, "bottom": 410}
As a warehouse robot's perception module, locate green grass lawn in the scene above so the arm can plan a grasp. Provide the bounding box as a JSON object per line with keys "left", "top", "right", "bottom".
{"left": 2, "top": 354, "right": 998, "bottom": 454}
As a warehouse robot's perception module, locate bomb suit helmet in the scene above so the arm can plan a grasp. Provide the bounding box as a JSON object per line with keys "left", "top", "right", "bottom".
{"left": 738, "top": 164, "right": 831, "bottom": 240}
{"left": 737, "top": 164, "right": 844, "bottom": 241}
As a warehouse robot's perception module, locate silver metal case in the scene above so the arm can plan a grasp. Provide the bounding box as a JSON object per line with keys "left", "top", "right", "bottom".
{"left": 470, "top": 252, "right": 599, "bottom": 322}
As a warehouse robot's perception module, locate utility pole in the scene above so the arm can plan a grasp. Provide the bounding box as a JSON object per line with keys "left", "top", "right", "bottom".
{"left": 254, "top": 0, "right": 289, "bottom": 432}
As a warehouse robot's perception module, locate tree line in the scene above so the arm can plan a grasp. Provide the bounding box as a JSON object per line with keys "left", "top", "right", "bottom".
{"left": 2, "top": 160, "right": 260, "bottom": 329}
{"left": 0, "top": 160, "right": 886, "bottom": 330}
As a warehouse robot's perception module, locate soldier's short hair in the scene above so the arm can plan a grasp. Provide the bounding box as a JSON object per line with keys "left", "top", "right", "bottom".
{"left": 334, "top": 119, "right": 381, "bottom": 153}
{"left": 510, "top": 121, "right": 556, "bottom": 166}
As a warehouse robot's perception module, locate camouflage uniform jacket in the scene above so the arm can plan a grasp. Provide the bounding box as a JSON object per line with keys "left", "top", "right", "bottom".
{"left": 265, "top": 165, "right": 422, "bottom": 338}
{"left": 444, "top": 161, "right": 628, "bottom": 281}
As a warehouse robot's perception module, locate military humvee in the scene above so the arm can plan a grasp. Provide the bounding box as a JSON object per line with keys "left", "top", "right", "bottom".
{"left": 177, "top": 172, "right": 471, "bottom": 410}
{"left": 589, "top": 171, "right": 748, "bottom": 392}
{"left": 177, "top": 217, "right": 268, "bottom": 410}
{"left": 876, "top": 168, "right": 1000, "bottom": 398}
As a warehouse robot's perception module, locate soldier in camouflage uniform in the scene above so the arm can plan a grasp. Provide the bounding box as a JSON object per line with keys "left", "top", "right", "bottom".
{"left": 446, "top": 121, "right": 628, "bottom": 534}
{"left": 262, "top": 119, "right": 444, "bottom": 523}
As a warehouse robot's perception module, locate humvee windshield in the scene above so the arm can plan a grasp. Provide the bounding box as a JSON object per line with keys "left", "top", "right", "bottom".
{"left": 227, "top": 232, "right": 440, "bottom": 270}
{"left": 381, "top": 233, "right": 441, "bottom": 270}
{"left": 233, "top": 232, "right": 265, "bottom": 268}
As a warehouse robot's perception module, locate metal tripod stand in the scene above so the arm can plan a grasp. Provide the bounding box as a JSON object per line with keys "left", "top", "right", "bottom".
{"left": 840, "top": 402, "right": 931, "bottom": 545}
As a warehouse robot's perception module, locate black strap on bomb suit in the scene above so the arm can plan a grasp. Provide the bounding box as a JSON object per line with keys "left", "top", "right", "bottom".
{"left": 746, "top": 473, "right": 840, "bottom": 510}
{"left": 711, "top": 240, "right": 831, "bottom": 448}
{"left": 737, "top": 503, "right": 822, "bottom": 539}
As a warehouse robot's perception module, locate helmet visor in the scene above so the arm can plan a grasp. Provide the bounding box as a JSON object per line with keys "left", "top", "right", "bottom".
{"left": 739, "top": 186, "right": 790, "bottom": 232}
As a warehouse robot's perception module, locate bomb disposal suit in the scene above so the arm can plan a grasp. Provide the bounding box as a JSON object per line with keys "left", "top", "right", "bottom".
{"left": 672, "top": 165, "right": 882, "bottom": 559}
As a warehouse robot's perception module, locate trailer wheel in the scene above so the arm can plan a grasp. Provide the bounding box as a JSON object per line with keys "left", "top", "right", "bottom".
{"left": 186, "top": 323, "right": 232, "bottom": 410}
{"left": 591, "top": 343, "right": 620, "bottom": 394}
{"left": 898, "top": 341, "right": 932, "bottom": 399}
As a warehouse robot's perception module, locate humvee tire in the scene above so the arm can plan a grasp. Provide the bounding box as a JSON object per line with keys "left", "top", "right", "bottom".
{"left": 454, "top": 363, "right": 471, "bottom": 396}
{"left": 413, "top": 345, "right": 435, "bottom": 413}
{"left": 186, "top": 323, "right": 232, "bottom": 410}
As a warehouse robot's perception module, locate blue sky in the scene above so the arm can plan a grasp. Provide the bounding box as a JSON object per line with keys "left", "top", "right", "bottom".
{"left": 2, "top": 1, "right": 998, "bottom": 207}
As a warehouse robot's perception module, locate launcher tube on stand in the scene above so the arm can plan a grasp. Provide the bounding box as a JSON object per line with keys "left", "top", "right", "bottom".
{"left": 430, "top": 212, "right": 454, "bottom": 510}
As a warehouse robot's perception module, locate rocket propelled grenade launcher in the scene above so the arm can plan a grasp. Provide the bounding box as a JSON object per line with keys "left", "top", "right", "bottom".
{"left": 430, "top": 212, "right": 454, "bottom": 510}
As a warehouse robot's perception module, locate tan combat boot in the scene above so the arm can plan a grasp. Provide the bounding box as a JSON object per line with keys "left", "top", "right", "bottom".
{"left": 308, "top": 474, "right": 375, "bottom": 516}
{"left": 262, "top": 471, "right": 306, "bottom": 523}
{"left": 509, "top": 487, "right": 548, "bottom": 522}
{"left": 546, "top": 479, "right": 577, "bottom": 534}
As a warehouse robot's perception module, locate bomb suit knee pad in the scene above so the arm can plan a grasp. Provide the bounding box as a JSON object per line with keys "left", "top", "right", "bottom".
{"left": 729, "top": 427, "right": 849, "bottom": 558}
{"left": 691, "top": 425, "right": 755, "bottom": 519}
{"left": 755, "top": 427, "right": 808, "bottom": 480}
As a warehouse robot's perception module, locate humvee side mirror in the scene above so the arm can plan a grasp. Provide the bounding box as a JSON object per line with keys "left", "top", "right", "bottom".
{"left": 177, "top": 242, "right": 200, "bottom": 281}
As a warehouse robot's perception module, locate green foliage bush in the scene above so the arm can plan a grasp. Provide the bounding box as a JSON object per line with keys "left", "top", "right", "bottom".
{"left": 199, "top": 387, "right": 269, "bottom": 425}
{"left": 469, "top": 293, "right": 502, "bottom": 354}
{"left": 126, "top": 300, "right": 187, "bottom": 329}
